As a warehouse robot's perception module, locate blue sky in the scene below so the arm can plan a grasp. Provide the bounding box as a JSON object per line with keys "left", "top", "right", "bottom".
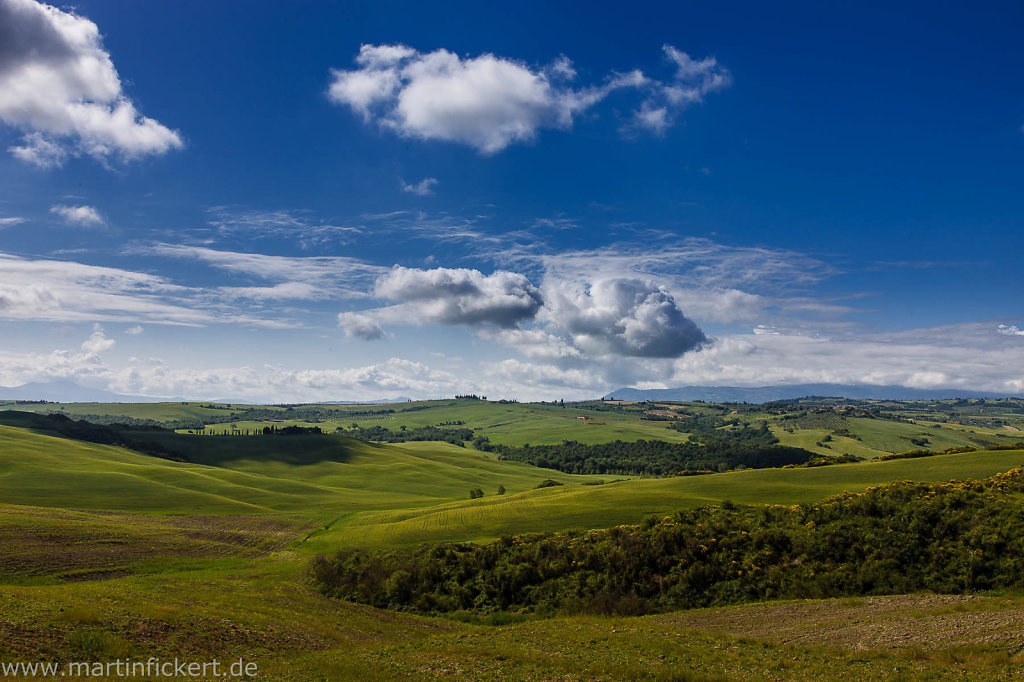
{"left": 0, "top": 0, "right": 1022, "bottom": 401}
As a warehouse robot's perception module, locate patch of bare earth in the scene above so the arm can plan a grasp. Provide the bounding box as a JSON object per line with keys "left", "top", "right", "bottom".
{"left": 164, "top": 515, "right": 313, "bottom": 555}
{"left": 0, "top": 505, "right": 313, "bottom": 581}
{"left": 655, "top": 594, "right": 1024, "bottom": 653}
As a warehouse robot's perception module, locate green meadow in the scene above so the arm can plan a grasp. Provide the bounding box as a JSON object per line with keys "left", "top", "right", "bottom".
{"left": 2, "top": 398, "right": 1024, "bottom": 679}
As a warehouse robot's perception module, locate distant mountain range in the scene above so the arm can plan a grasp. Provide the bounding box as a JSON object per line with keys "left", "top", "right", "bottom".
{"left": 604, "top": 384, "right": 1024, "bottom": 403}
{"left": 0, "top": 380, "right": 173, "bottom": 403}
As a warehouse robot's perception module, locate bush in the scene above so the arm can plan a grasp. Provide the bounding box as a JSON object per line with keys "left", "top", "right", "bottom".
{"left": 535, "top": 479, "right": 563, "bottom": 489}
{"left": 312, "top": 468, "right": 1024, "bottom": 618}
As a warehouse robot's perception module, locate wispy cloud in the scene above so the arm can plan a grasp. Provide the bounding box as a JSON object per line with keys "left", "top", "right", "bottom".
{"left": 206, "top": 207, "right": 363, "bottom": 248}
{"left": 629, "top": 46, "right": 732, "bottom": 134}
{"left": 0, "top": 346, "right": 464, "bottom": 403}
{"left": 0, "top": 250, "right": 330, "bottom": 328}
{"left": 140, "top": 243, "right": 386, "bottom": 299}
{"left": 50, "top": 204, "right": 104, "bottom": 227}
{"left": 400, "top": 177, "right": 438, "bottom": 196}
{"left": 504, "top": 238, "right": 837, "bottom": 290}
{"left": 0, "top": 251, "right": 204, "bottom": 325}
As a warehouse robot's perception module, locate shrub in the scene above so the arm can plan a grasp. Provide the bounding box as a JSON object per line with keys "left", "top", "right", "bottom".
{"left": 313, "top": 468, "right": 1024, "bottom": 618}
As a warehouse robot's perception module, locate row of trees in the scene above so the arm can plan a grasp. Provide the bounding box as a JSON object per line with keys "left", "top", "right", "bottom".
{"left": 473, "top": 437, "right": 815, "bottom": 476}
{"left": 341, "top": 424, "right": 475, "bottom": 446}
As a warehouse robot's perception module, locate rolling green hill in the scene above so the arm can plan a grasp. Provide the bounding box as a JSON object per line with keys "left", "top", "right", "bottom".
{"left": 1, "top": 412, "right": 1021, "bottom": 553}
{"left": 0, "top": 422, "right": 605, "bottom": 517}
{"left": 8, "top": 396, "right": 1022, "bottom": 455}
{"left": 3, "top": 404, "right": 1024, "bottom": 680}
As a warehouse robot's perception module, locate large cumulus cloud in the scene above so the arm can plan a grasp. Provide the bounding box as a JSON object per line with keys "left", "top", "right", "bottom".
{"left": 0, "top": 0, "right": 182, "bottom": 167}
{"left": 344, "top": 266, "right": 707, "bottom": 361}
{"left": 374, "top": 266, "right": 543, "bottom": 327}
{"left": 542, "top": 278, "right": 707, "bottom": 358}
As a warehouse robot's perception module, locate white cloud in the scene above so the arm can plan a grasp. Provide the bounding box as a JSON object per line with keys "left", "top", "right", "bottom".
{"left": 998, "top": 324, "right": 1024, "bottom": 337}
{"left": 81, "top": 325, "right": 113, "bottom": 353}
{"left": 50, "top": 204, "right": 104, "bottom": 226}
{"left": 479, "top": 328, "right": 583, "bottom": 360}
{"left": 672, "top": 288, "right": 765, "bottom": 324}
{"left": 124, "top": 325, "right": 143, "bottom": 335}
{"left": 485, "top": 358, "right": 608, "bottom": 397}
{"left": 401, "top": 177, "right": 438, "bottom": 196}
{"left": 205, "top": 207, "right": 363, "bottom": 248}
{"left": 328, "top": 44, "right": 708, "bottom": 153}
{"left": 217, "top": 282, "right": 319, "bottom": 301}
{"left": 9, "top": 132, "right": 67, "bottom": 167}
{"left": 140, "top": 243, "right": 386, "bottom": 299}
{"left": 374, "top": 266, "right": 543, "bottom": 327}
{"left": 347, "top": 265, "right": 710, "bottom": 363}
{"left": 541, "top": 278, "right": 706, "bottom": 358}
{"left": 338, "top": 311, "right": 386, "bottom": 341}
{"left": 2, "top": 321, "right": 1022, "bottom": 403}
{"left": 0, "top": 216, "right": 26, "bottom": 227}
{"left": 0, "top": 349, "right": 464, "bottom": 403}
{"left": 0, "top": 251, "right": 202, "bottom": 325}
{"left": 491, "top": 237, "right": 848, "bottom": 330}
{"left": 631, "top": 45, "right": 731, "bottom": 133}
{"left": 0, "top": 0, "right": 182, "bottom": 166}
{"left": 505, "top": 238, "right": 836, "bottom": 291}
{"left": 0, "top": 250, "right": 322, "bottom": 328}
{"left": 667, "top": 324, "right": 1024, "bottom": 394}
{"left": 632, "top": 103, "right": 671, "bottom": 135}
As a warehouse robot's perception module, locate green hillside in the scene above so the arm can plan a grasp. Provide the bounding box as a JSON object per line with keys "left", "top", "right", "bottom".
{"left": 316, "top": 447, "right": 1024, "bottom": 549}
{"left": 2, "top": 412, "right": 1022, "bottom": 553}
{"left": 3, "top": 404, "right": 1024, "bottom": 680}
{"left": 0, "top": 422, "right": 605, "bottom": 516}
{"left": 8, "top": 396, "right": 1022, "bottom": 454}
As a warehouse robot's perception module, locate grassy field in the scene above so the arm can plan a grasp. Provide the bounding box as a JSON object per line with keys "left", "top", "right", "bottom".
{"left": 9, "top": 396, "right": 1022, "bottom": 454}
{"left": 316, "top": 447, "right": 1024, "bottom": 550}
{"left": 772, "top": 415, "right": 1014, "bottom": 459}
{"left": 0, "top": 425, "right": 606, "bottom": 516}
{"left": 4, "top": 416, "right": 1022, "bottom": 549}
{"left": 3, "top": 555, "right": 1024, "bottom": 679}
{"left": 3, "top": 401, "right": 1024, "bottom": 679}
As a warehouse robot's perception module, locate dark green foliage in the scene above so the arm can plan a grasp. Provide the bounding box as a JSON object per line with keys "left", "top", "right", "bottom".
{"left": 37, "top": 405, "right": 396, "bottom": 430}
{"left": 0, "top": 410, "right": 186, "bottom": 461}
{"left": 497, "top": 485, "right": 506, "bottom": 495}
{"left": 341, "top": 424, "right": 475, "bottom": 446}
{"left": 469, "top": 488, "right": 484, "bottom": 499}
{"left": 263, "top": 425, "right": 322, "bottom": 435}
{"left": 481, "top": 438, "right": 814, "bottom": 476}
{"left": 312, "top": 468, "right": 1024, "bottom": 617}
{"left": 535, "top": 479, "right": 563, "bottom": 489}
{"left": 567, "top": 400, "right": 654, "bottom": 415}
